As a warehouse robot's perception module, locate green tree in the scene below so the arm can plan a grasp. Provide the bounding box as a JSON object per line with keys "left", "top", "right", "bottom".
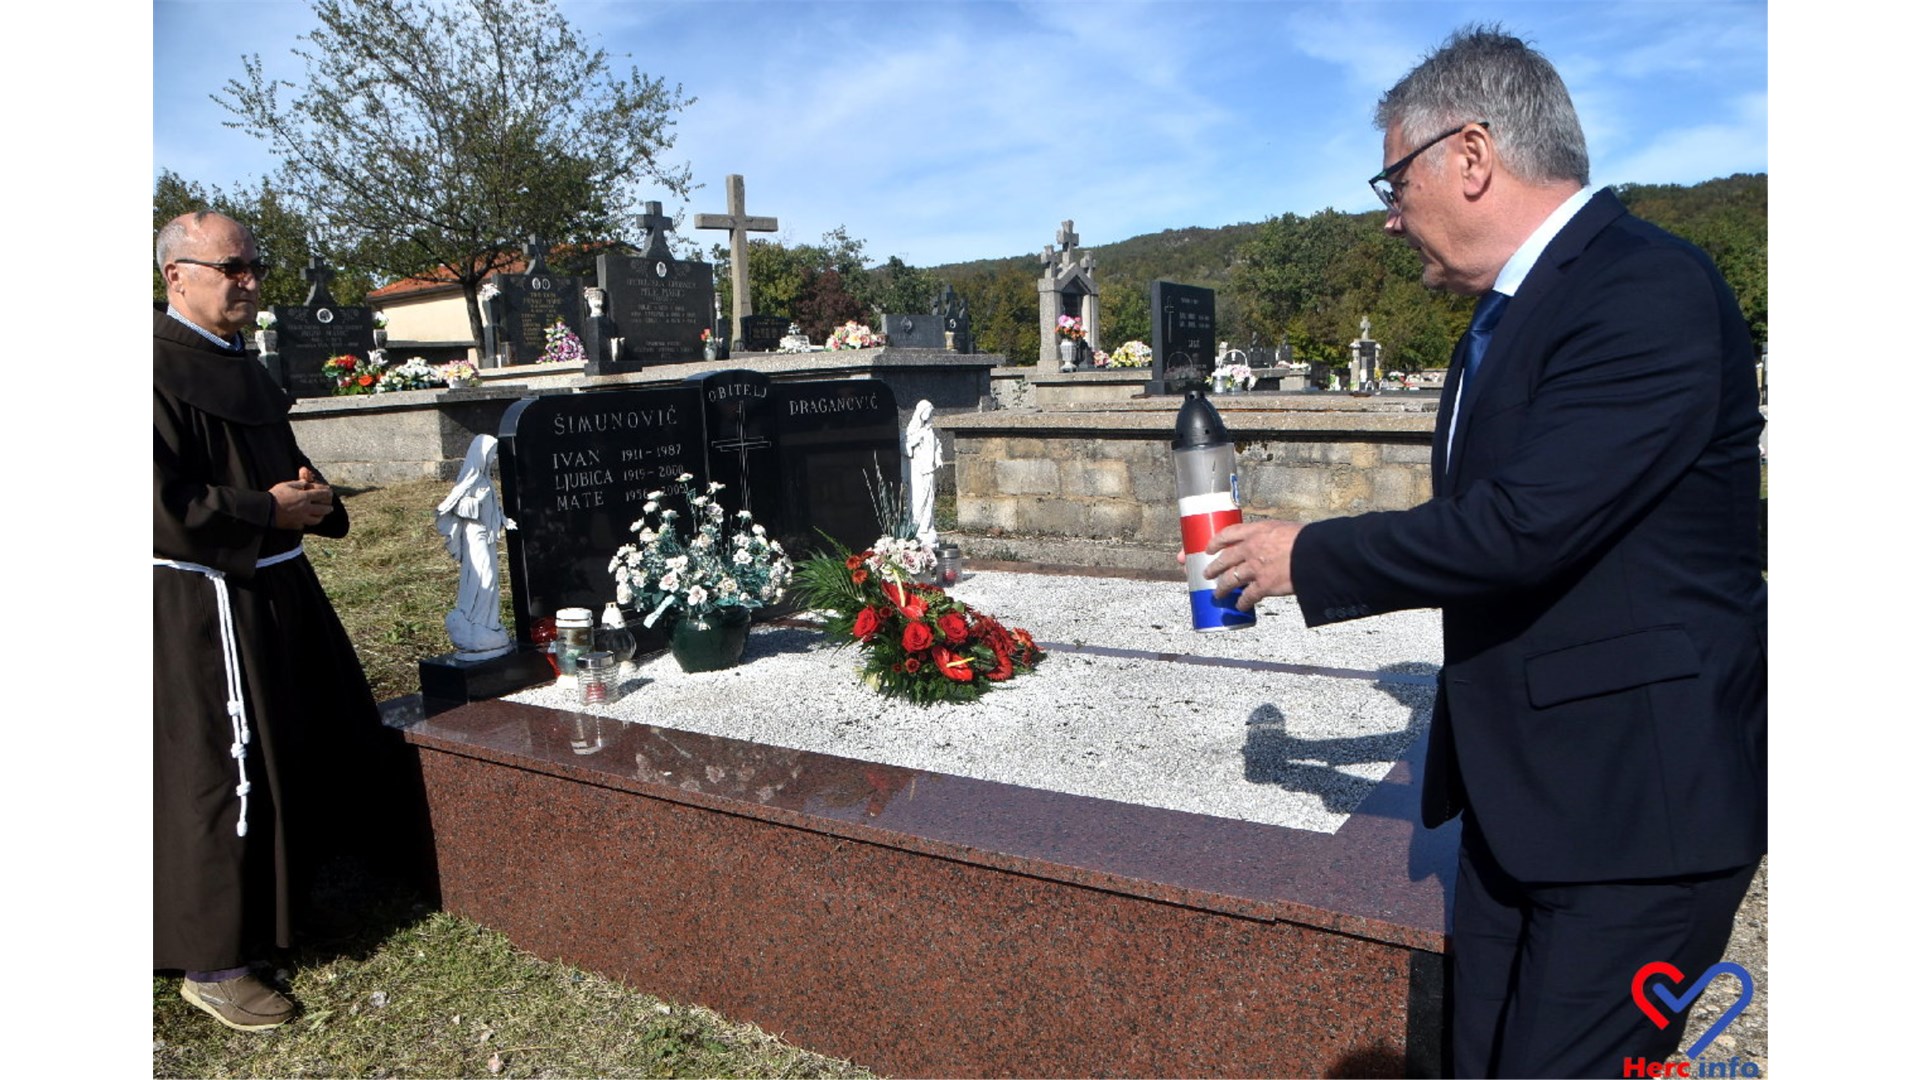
{"left": 958, "top": 263, "right": 1041, "bottom": 366}
{"left": 1098, "top": 278, "right": 1151, "bottom": 349}
{"left": 868, "top": 256, "right": 937, "bottom": 319}
{"left": 216, "top": 0, "right": 693, "bottom": 346}
{"left": 153, "top": 170, "right": 374, "bottom": 309}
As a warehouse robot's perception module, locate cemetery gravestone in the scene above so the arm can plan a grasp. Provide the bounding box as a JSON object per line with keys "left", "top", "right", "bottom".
{"left": 272, "top": 257, "right": 376, "bottom": 399}
{"left": 494, "top": 377, "right": 899, "bottom": 649}
{"left": 591, "top": 215, "right": 715, "bottom": 376}
{"left": 496, "top": 388, "right": 706, "bottom": 645}
{"left": 935, "top": 285, "right": 973, "bottom": 354}
{"left": 1147, "top": 280, "right": 1217, "bottom": 395}
{"left": 695, "top": 174, "right": 780, "bottom": 351}
{"left": 490, "top": 236, "right": 584, "bottom": 365}
{"left": 879, "top": 312, "right": 945, "bottom": 350}
{"left": 739, "top": 314, "right": 788, "bottom": 353}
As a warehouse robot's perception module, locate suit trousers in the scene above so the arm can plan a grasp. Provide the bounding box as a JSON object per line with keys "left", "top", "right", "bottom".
{"left": 1449, "top": 815, "right": 1757, "bottom": 1078}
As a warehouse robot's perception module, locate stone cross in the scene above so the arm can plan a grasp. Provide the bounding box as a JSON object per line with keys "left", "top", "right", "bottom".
{"left": 1055, "top": 221, "right": 1080, "bottom": 270}
{"left": 524, "top": 234, "right": 551, "bottom": 276}
{"left": 636, "top": 202, "right": 676, "bottom": 260}
{"left": 695, "top": 174, "right": 780, "bottom": 348}
{"left": 301, "top": 256, "right": 337, "bottom": 307}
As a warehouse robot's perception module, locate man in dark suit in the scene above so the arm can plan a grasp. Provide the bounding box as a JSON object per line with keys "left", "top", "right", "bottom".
{"left": 1201, "top": 26, "right": 1765, "bottom": 1078}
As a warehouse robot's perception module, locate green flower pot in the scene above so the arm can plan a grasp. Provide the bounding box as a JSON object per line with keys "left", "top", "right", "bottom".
{"left": 668, "top": 608, "right": 751, "bottom": 673}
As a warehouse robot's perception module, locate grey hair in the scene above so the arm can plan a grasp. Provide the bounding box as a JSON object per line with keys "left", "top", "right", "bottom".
{"left": 154, "top": 210, "right": 241, "bottom": 270}
{"left": 1374, "top": 24, "right": 1589, "bottom": 187}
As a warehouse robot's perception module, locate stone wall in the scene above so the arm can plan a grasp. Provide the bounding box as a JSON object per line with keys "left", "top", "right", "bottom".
{"left": 945, "top": 398, "right": 1438, "bottom": 546}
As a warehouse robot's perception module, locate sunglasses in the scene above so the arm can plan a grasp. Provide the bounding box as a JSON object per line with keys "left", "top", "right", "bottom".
{"left": 174, "top": 257, "right": 272, "bottom": 280}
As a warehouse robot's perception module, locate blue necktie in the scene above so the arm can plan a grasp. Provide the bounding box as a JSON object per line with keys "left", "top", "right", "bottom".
{"left": 1459, "top": 290, "right": 1510, "bottom": 399}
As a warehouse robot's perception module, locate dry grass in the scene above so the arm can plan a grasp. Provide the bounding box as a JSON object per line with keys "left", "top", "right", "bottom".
{"left": 156, "top": 479, "right": 872, "bottom": 1078}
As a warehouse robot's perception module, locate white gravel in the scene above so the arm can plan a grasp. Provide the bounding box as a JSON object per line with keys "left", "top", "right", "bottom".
{"left": 508, "top": 571, "right": 1443, "bottom": 832}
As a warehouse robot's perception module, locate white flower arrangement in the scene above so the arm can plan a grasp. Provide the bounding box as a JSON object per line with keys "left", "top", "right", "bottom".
{"left": 479, "top": 281, "right": 501, "bottom": 302}
{"left": 255, "top": 311, "right": 277, "bottom": 330}
{"left": 374, "top": 356, "right": 440, "bottom": 393}
{"left": 437, "top": 359, "right": 479, "bottom": 384}
{"left": 1228, "top": 363, "right": 1256, "bottom": 390}
{"left": 866, "top": 533, "right": 937, "bottom": 583}
{"left": 610, "top": 476, "right": 793, "bottom": 628}
{"left": 373, "top": 310, "right": 389, "bottom": 329}
{"left": 1109, "top": 340, "right": 1152, "bottom": 368}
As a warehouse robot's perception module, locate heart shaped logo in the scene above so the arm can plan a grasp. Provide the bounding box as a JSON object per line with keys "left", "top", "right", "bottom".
{"left": 1630, "top": 960, "right": 1754, "bottom": 1058}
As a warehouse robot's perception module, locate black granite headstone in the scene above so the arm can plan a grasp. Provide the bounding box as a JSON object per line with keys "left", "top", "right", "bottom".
{"left": 592, "top": 249, "right": 715, "bottom": 375}
{"left": 694, "top": 370, "right": 781, "bottom": 535}
{"left": 739, "top": 314, "right": 787, "bottom": 353}
{"left": 495, "top": 377, "right": 900, "bottom": 648}
{"left": 939, "top": 289, "right": 973, "bottom": 354}
{"left": 272, "top": 304, "right": 376, "bottom": 399}
{"left": 497, "top": 388, "right": 706, "bottom": 645}
{"left": 878, "top": 313, "right": 943, "bottom": 350}
{"left": 491, "top": 238, "right": 584, "bottom": 365}
{"left": 1148, "top": 280, "right": 1216, "bottom": 395}
{"left": 767, "top": 380, "right": 898, "bottom": 555}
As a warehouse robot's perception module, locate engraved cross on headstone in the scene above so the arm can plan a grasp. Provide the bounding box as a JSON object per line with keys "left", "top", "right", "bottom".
{"left": 636, "top": 202, "right": 676, "bottom": 260}
{"left": 301, "top": 256, "right": 337, "bottom": 308}
{"left": 695, "top": 174, "right": 780, "bottom": 347}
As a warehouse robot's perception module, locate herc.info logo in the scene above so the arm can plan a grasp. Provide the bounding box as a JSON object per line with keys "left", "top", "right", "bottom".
{"left": 1621, "top": 961, "right": 1759, "bottom": 1078}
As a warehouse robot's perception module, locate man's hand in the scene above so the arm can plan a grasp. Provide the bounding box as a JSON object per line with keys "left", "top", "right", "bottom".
{"left": 1202, "top": 520, "right": 1304, "bottom": 611}
{"left": 269, "top": 467, "right": 334, "bottom": 530}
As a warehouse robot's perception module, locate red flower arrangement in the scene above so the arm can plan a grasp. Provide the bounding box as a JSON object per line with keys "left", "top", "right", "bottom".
{"left": 793, "top": 540, "right": 1044, "bottom": 705}
{"left": 323, "top": 353, "right": 380, "bottom": 396}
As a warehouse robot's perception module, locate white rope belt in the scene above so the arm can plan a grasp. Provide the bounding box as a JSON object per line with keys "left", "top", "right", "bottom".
{"left": 153, "top": 545, "right": 305, "bottom": 837}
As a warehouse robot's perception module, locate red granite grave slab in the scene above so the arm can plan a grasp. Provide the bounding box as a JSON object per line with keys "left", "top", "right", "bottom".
{"left": 405, "top": 698, "right": 1456, "bottom": 1077}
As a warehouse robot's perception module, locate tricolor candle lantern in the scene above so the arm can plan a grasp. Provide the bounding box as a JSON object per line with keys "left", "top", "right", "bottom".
{"left": 1173, "top": 391, "right": 1256, "bottom": 632}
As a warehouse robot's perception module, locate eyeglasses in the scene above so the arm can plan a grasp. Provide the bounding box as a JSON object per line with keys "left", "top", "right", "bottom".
{"left": 174, "top": 256, "right": 272, "bottom": 281}
{"left": 1368, "top": 122, "right": 1489, "bottom": 211}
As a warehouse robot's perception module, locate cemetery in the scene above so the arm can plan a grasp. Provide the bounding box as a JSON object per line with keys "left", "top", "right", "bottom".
{"left": 231, "top": 203, "right": 1478, "bottom": 1076}
{"left": 191, "top": 188, "right": 1759, "bottom": 1075}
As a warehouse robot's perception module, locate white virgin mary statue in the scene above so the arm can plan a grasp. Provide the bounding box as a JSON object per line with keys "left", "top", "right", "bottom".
{"left": 903, "top": 400, "right": 944, "bottom": 544}
{"left": 436, "top": 435, "right": 514, "bottom": 660}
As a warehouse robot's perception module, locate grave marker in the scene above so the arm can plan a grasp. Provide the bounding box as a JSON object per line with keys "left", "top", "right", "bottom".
{"left": 496, "top": 388, "right": 706, "bottom": 642}
{"left": 591, "top": 209, "right": 715, "bottom": 376}
{"left": 495, "top": 377, "right": 899, "bottom": 646}
{"left": 271, "top": 256, "right": 376, "bottom": 399}
{"left": 695, "top": 174, "right": 780, "bottom": 351}
{"left": 1148, "top": 280, "right": 1217, "bottom": 395}
{"left": 490, "top": 236, "right": 584, "bottom": 365}
{"left": 879, "top": 312, "right": 944, "bottom": 350}
{"left": 935, "top": 284, "right": 973, "bottom": 353}
{"left": 738, "top": 314, "right": 788, "bottom": 353}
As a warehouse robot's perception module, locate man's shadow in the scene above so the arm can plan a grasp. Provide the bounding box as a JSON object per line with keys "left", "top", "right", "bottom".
{"left": 1239, "top": 661, "right": 1438, "bottom": 815}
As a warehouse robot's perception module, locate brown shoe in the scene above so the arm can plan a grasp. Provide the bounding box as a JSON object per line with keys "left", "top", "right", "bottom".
{"left": 180, "top": 972, "right": 296, "bottom": 1031}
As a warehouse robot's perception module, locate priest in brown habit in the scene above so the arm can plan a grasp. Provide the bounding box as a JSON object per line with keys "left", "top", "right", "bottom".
{"left": 153, "top": 211, "right": 388, "bottom": 1031}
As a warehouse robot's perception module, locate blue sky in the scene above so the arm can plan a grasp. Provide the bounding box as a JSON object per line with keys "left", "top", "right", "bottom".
{"left": 152, "top": 0, "right": 1767, "bottom": 268}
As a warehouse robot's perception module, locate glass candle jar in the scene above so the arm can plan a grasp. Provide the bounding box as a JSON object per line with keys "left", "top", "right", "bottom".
{"left": 555, "top": 607, "right": 595, "bottom": 680}
{"left": 577, "top": 651, "right": 618, "bottom": 706}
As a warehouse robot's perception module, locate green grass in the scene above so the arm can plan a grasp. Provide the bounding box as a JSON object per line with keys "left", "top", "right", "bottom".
{"left": 152, "top": 863, "right": 871, "bottom": 1078}
{"left": 157, "top": 479, "right": 873, "bottom": 1078}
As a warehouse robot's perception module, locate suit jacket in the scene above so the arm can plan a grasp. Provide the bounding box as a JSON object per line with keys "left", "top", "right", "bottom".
{"left": 1291, "top": 190, "right": 1765, "bottom": 882}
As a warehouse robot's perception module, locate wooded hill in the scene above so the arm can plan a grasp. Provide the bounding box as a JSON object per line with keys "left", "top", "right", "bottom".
{"left": 930, "top": 174, "right": 1766, "bottom": 369}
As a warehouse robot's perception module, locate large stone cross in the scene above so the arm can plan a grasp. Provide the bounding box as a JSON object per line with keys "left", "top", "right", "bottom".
{"left": 695, "top": 174, "right": 780, "bottom": 346}
{"left": 302, "top": 255, "right": 337, "bottom": 307}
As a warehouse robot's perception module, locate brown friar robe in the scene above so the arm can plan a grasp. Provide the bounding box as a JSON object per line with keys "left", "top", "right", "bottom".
{"left": 152, "top": 310, "right": 386, "bottom": 970}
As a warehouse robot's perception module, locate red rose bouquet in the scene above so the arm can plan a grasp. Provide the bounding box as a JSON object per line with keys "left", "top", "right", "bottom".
{"left": 793, "top": 538, "right": 1043, "bottom": 705}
